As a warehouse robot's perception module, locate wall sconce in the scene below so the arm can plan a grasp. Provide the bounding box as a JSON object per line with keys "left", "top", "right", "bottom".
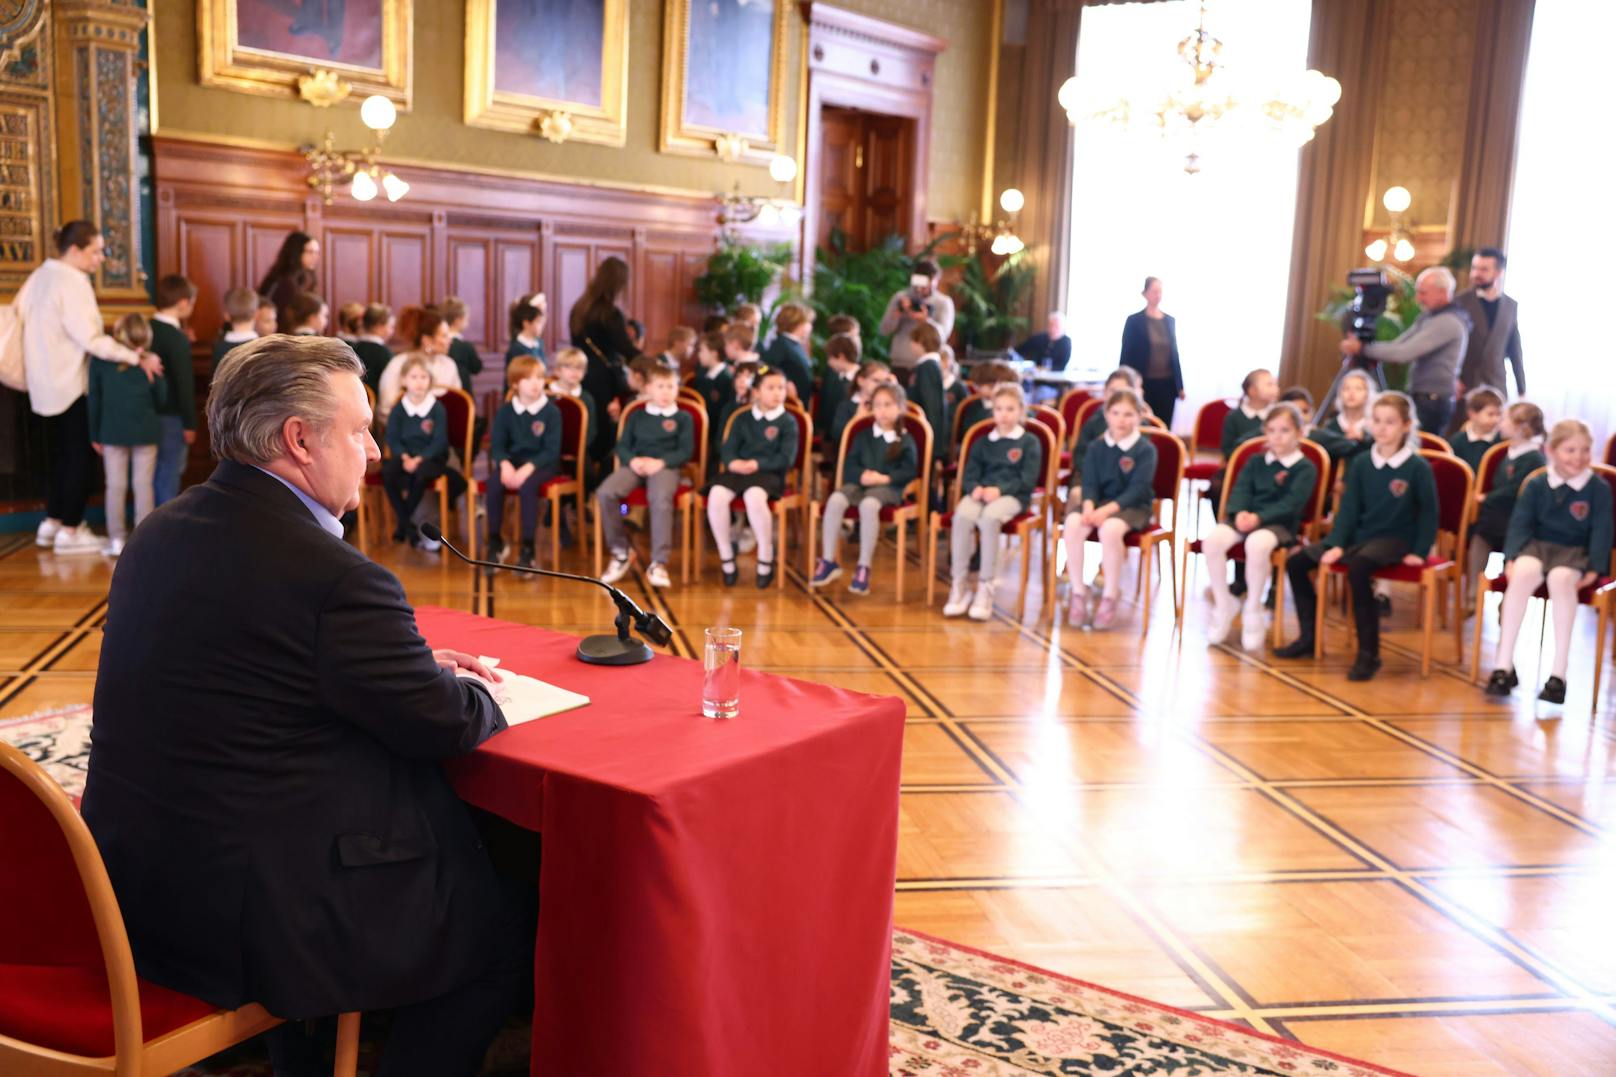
{"left": 716, "top": 154, "right": 800, "bottom": 239}
{"left": 301, "top": 94, "right": 409, "bottom": 205}
{"left": 1364, "top": 186, "right": 1415, "bottom": 263}
{"left": 960, "top": 188, "right": 1025, "bottom": 257}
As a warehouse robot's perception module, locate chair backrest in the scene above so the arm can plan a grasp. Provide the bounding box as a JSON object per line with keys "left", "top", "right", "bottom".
{"left": 835, "top": 413, "right": 929, "bottom": 513}
{"left": 1605, "top": 433, "right": 1616, "bottom": 469}
{"left": 1143, "top": 427, "right": 1187, "bottom": 528}
{"left": 1072, "top": 396, "right": 1104, "bottom": 443}
{"left": 618, "top": 397, "right": 708, "bottom": 480}
{"left": 1027, "top": 404, "right": 1067, "bottom": 466}
{"left": 677, "top": 386, "right": 708, "bottom": 416}
{"left": 1024, "top": 419, "right": 1061, "bottom": 512}
{"left": 0, "top": 742, "right": 144, "bottom": 1055}
{"left": 904, "top": 399, "right": 926, "bottom": 426}
{"left": 1473, "top": 440, "right": 1510, "bottom": 498}
{"left": 1141, "top": 413, "right": 1168, "bottom": 430}
{"left": 436, "top": 387, "right": 477, "bottom": 465}
{"left": 1214, "top": 437, "right": 1268, "bottom": 519}
{"left": 1192, "top": 398, "right": 1236, "bottom": 455}
{"left": 1297, "top": 438, "right": 1332, "bottom": 533}
{"left": 950, "top": 420, "right": 995, "bottom": 504}
{"left": 1420, "top": 448, "right": 1475, "bottom": 553}
{"left": 1417, "top": 430, "right": 1451, "bottom": 454}
{"left": 550, "top": 392, "right": 589, "bottom": 486}
{"left": 1057, "top": 387, "right": 1098, "bottom": 445}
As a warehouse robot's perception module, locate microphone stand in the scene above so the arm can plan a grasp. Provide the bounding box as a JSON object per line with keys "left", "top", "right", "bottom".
{"left": 421, "top": 524, "right": 672, "bottom": 666}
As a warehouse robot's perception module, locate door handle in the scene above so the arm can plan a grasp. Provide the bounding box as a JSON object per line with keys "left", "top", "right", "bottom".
{"left": 855, "top": 145, "right": 864, "bottom": 169}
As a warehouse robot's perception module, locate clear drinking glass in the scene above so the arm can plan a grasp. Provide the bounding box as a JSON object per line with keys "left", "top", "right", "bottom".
{"left": 702, "top": 627, "right": 743, "bottom": 719}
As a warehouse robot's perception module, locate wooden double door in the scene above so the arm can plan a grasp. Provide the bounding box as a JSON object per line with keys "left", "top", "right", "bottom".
{"left": 816, "top": 106, "right": 915, "bottom": 253}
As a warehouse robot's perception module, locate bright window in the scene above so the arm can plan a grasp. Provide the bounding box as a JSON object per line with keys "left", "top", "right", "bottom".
{"left": 1064, "top": 0, "right": 1312, "bottom": 431}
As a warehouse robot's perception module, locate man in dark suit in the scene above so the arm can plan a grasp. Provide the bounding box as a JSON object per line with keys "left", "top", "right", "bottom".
{"left": 1014, "top": 311, "right": 1073, "bottom": 371}
{"left": 1455, "top": 246, "right": 1525, "bottom": 397}
{"left": 81, "top": 335, "right": 525, "bottom": 1076}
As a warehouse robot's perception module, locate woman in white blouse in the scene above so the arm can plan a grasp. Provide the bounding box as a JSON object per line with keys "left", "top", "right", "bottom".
{"left": 376, "top": 306, "right": 462, "bottom": 421}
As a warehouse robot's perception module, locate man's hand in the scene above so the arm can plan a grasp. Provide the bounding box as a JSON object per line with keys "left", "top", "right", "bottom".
{"left": 1177, "top": 389, "right": 1186, "bottom": 400}
{"left": 1340, "top": 336, "right": 1363, "bottom": 357}
{"left": 433, "top": 649, "right": 500, "bottom": 685}
{"left": 183, "top": 430, "right": 196, "bottom": 445}
{"left": 1320, "top": 547, "right": 1344, "bottom": 565}
{"left": 138, "top": 350, "right": 164, "bottom": 383}
{"left": 1402, "top": 553, "right": 1426, "bottom": 567}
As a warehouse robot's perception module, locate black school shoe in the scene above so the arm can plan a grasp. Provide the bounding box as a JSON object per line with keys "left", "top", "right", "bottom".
{"left": 1538, "top": 676, "right": 1567, "bottom": 704}
{"left": 1273, "top": 638, "right": 1314, "bottom": 659}
{"left": 1346, "top": 653, "right": 1382, "bottom": 681}
{"left": 486, "top": 536, "right": 506, "bottom": 563}
{"left": 721, "top": 560, "right": 738, "bottom": 587}
{"left": 756, "top": 562, "right": 774, "bottom": 589}
{"left": 517, "top": 542, "right": 535, "bottom": 569}
{"left": 1376, "top": 594, "right": 1392, "bottom": 618}
{"left": 1484, "top": 668, "right": 1518, "bottom": 697}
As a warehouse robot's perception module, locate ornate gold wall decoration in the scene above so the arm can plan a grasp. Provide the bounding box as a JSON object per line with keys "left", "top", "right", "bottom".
{"left": 660, "top": 0, "right": 788, "bottom": 163}
{"left": 198, "top": 0, "right": 412, "bottom": 109}
{"left": 0, "top": 0, "right": 53, "bottom": 293}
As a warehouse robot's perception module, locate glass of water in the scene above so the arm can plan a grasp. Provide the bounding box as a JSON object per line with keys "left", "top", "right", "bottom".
{"left": 702, "top": 627, "right": 743, "bottom": 719}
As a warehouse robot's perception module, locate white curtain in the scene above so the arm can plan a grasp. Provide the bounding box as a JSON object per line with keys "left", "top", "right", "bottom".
{"left": 1064, "top": 0, "right": 1312, "bottom": 432}
{"left": 1505, "top": 1, "right": 1616, "bottom": 451}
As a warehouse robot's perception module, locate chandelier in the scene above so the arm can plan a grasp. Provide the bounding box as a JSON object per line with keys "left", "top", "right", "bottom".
{"left": 301, "top": 95, "right": 410, "bottom": 205}
{"left": 1057, "top": 1, "right": 1341, "bottom": 174}
{"left": 717, "top": 154, "right": 802, "bottom": 239}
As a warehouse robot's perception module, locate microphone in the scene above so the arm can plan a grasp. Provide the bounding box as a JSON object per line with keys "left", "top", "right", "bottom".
{"left": 421, "top": 524, "right": 673, "bottom": 666}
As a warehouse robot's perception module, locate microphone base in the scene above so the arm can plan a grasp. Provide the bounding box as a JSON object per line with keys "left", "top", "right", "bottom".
{"left": 576, "top": 633, "right": 655, "bottom": 666}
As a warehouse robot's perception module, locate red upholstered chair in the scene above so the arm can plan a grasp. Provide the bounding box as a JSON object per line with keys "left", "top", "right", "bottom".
{"left": 695, "top": 402, "right": 813, "bottom": 590}
{"left": 1417, "top": 430, "right": 1451, "bottom": 454}
{"left": 592, "top": 398, "right": 708, "bottom": 582}
{"left": 1605, "top": 433, "right": 1616, "bottom": 469}
{"left": 0, "top": 743, "right": 360, "bottom": 1077}
{"left": 806, "top": 410, "right": 933, "bottom": 596}
{"left": 1057, "top": 387, "right": 1098, "bottom": 454}
{"left": 1183, "top": 397, "right": 1236, "bottom": 523}
{"left": 1468, "top": 463, "right": 1616, "bottom": 711}
{"left": 1312, "top": 448, "right": 1474, "bottom": 675}
{"left": 677, "top": 386, "right": 707, "bottom": 415}
{"left": 1071, "top": 396, "right": 1104, "bottom": 450}
{"left": 926, "top": 418, "right": 1059, "bottom": 619}
{"left": 1122, "top": 428, "right": 1187, "bottom": 634}
{"left": 1176, "top": 436, "right": 1331, "bottom": 647}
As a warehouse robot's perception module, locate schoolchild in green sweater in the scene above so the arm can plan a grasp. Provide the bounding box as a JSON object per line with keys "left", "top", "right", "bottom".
{"left": 1486, "top": 419, "right": 1613, "bottom": 704}
{"left": 1202, "top": 403, "right": 1318, "bottom": 651}
{"left": 504, "top": 296, "right": 547, "bottom": 366}
{"left": 212, "top": 287, "right": 261, "bottom": 367}
{"left": 90, "top": 313, "right": 166, "bottom": 557}
{"left": 352, "top": 303, "right": 394, "bottom": 393}
{"left": 597, "top": 366, "right": 694, "bottom": 590}
{"left": 384, "top": 354, "right": 453, "bottom": 549}
{"left": 1277, "top": 392, "right": 1439, "bottom": 681}
{"left": 486, "top": 354, "right": 563, "bottom": 567}
{"left": 1446, "top": 386, "right": 1504, "bottom": 474}
{"left": 706, "top": 367, "right": 799, "bottom": 588}
{"left": 907, "top": 322, "right": 951, "bottom": 463}
{"left": 149, "top": 274, "right": 198, "bottom": 507}
{"left": 1062, "top": 388, "right": 1157, "bottom": 630}
{"left": 1466, "top": 400, "right": 1546, "bottom": 591}
{"left": 829, "top": 361, "right": 894, "bottom": 455}
{"left": 944, "top": 384, "right": 1043, "bottom": 622}
{"left": 812, "top": 382, "right": 919, "bottom": 596}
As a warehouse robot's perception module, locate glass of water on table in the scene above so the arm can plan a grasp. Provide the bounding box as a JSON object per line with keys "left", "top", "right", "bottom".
{"left": 703, "top": 627, "right": 742, "bottom": 719}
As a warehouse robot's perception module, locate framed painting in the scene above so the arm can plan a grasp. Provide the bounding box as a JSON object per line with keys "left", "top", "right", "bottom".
{"left": 660, "top": 0, "right": 788, "bottom": 162}
{"left": 198, "top": 0, "right": 412, "bottom": 106}
{"left": 463, "top": 0, "right": 629, "bottom": 147}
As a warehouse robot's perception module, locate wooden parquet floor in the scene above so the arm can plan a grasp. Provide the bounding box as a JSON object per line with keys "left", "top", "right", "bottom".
{"left": 3, "top": 523, "right": 1614, "bottom": 1075}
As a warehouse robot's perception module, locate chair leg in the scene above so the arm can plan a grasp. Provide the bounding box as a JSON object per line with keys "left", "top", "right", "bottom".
{"left": 1176, "top": 537, "right": 1190, "bottom": 628}
{"left": 1594, "top": 600, "right": 1609, "bottom": 714}
{"left": 1313, "top": 568, "right": 1328, "bottom": 659}
{"left": 926, "top": 522, "right": 938, "bottom": 606}
{"left": 549, "top": 494, "right": 561, "bottom": 571}
{"left": 1469, "top": 574, "right": 1486, "bottom": 683}
{"left": 895, "top": 517, "right": 907, "bottom": 598}
{"left": 1166, "top": 539, "right": 1178, "bottom": 619}
{"left": 1141, "top": 541, "right": 1153, "bottom": 636}
{"left": 438, "top": 485, "right": 450, "bottom": 561}
{"left": 334, "top": 1011, "right": 362, "bottom": 1077}
{"left": 776, "top": 506, "right": 787, "bottom": 591}
{"left": 593, "top": 505, "right": 603, "bottom": 578}
{"left": 1016, "top": 529, "right": 1032, "bottom": 620}
{"left": 1271, "top": 551, "right": 1287, "bottom": 650}
{"left": 1451, "top": 570, "right": 1464, "bottom": 666}
{"left": 1421, "top": 575, "right": 1436, "bottom": 677}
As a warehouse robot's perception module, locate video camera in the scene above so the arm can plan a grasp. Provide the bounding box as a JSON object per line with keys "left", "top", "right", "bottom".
{"left": 1344, "top": 268, "right": 1390, "bottom": 345}
{"left": 897, "top": 273, "right": 933, "bottom": 315}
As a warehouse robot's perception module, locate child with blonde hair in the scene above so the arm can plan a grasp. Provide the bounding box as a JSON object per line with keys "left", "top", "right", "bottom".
{"left": 945, "top": 383, "right": 1043, "bottom": 621}
{"left": 1062, "top": 388, "right": 1157, "bottom": 629}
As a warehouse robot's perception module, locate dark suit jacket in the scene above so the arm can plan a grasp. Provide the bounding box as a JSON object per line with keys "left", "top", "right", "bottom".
{"left": 1015, "top": 332, "right": 1072, "bottom": 371}
{"left": 1119, "top": 310, "right": 1183, "bottom": 394}
{"left": 81, "top": 460, "right": 508, "bottom": 1019}
{"left": 1455, "top": 288, "right": 1525, "bottom": 395}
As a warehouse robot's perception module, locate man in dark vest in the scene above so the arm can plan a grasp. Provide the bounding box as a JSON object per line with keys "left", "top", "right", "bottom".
{"left": 1455, "top": 246, "right": 1525, "bottom": 397}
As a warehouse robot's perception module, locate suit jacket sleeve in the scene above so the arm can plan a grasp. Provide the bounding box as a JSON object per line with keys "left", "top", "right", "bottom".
{"left": 1507, "top": 318, "right": 1525, "bottom": 396}
{"left": 1168, "top": 316, "right": 1184, "bottom": 394}
{"left": 316, "top": 559, "right": 506, "bottom": 757}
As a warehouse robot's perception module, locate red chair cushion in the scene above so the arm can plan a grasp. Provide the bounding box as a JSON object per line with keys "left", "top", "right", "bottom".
{"left": 0, "top": 963, "right": 218, "bottom": 1057}
{"left": 1325, "top": 553, "right": 1452, "bottom": 582}
{"left": 934, "top": 510, "right": 1036, "bottom": 532}
{"left": 1122, "top": 524, "right": 1170, "bottom": 548}
{"left": 841, "top": 502, "right": 916, "bottom": 524}
{"left": 1186, "top": 537, "right": 1249, "bottom": 561}
{"left": 1184, "top": 461, "right": 1221, "bottom": 482}
{"left": 1481, "top": 572, "right": 1612, "bottom": 604}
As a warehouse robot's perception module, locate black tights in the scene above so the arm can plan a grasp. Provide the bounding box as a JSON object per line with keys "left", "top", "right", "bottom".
{"left": 1285, "top": 537, "right": 1409, "bottom": 656}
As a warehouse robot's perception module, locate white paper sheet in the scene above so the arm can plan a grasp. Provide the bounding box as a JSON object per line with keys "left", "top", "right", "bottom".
{"left": 478, "top": 656, "right": 591, "bottom": 726}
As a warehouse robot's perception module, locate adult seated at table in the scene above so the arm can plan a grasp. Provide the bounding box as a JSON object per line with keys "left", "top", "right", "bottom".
{"left": 1014, "top": 311, "right": 1072, "bottom": 371}
{"left": 80, "top": 334, "right": 528, "bottom": 1077}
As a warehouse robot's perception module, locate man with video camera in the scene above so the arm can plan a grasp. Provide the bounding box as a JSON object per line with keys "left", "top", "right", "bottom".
{"left": 1339, "top": 266, "right": 1470, "bottom": 435}
{"left": 879, "top": 259, "right": 956, "bottom": 372}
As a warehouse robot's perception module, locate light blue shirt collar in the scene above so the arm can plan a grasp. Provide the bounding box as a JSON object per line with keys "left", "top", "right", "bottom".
{"left": 254, "top": 466, "right": 345, "bottom": 539}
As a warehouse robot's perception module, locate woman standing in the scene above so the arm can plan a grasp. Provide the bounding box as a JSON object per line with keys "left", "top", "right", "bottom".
{"left": 1119, "top": 276, "right": 1185, "bottom": 428}
{"left": 568, "top": 256, "right": 640, "bottom": 460}
{"left": 257, "top": 232, "right": 321, "bottom": 334}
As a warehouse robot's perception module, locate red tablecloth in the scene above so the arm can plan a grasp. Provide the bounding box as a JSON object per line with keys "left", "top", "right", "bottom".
{"left": 420, "top": 608, "right": 905, "bottom": 1077}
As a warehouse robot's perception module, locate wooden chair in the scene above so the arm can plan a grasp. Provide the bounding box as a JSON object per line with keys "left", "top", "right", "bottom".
{"left": 1028, "top": 403, "right": 1069, "bottom": 492}
{"left": 1417, "top": 430, "right": 1451, "bottom": 454}
{"left": 1183, "top": 397, "right": 1236, "bottom": 523}
{"left": 696, "top": 402, "right": 813, "bottom": 590}
{"left": 0, "top": 743, "right": 360, "bottom": 1077}
{"left": 807, "top": 411, "right": 933, "bottom": 597}
{"left": 1070, "top": 396, "right": 1105, "bottom": 448}
{"left": 593, "top": 398, "right": 708, "bottom": 582}
{"left": 481, "top": 393, "right": 590, "bottom": 569}
{"left": 1312, "top": 449, "right": 1474, "bottom": 676}
{"left": 1119, "top": 428, "right": 1187, "bottom": 634}
{"left": 1056, "top": 387, "right": 1098, "bottom": 452}
{"left": 1468, "top": 463, "right": 1616, "bottom": 711}
{"left": 677, "top": 386, "right": 708, "bottom": 416}
{"left": 1176, "top": 436, "right": 1331, "bottom": 647}
{"left": 926, "top": 419, "right": 1059, "bottom": 619}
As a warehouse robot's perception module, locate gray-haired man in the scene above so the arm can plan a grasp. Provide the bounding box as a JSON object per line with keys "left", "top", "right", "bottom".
{"left": 1340, "top": 266, "right": 1472, "bottom": 436}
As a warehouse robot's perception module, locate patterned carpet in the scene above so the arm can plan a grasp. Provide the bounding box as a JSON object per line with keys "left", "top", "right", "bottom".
{"left": 5, "top": 710, "right": 1401, "bottom": 1076}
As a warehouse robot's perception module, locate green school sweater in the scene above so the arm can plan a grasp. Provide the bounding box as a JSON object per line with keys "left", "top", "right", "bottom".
{"left": 763, "top": 334, "right": 814, "bottom": 408}
{"left": 1224, "top": 452, "right": 1317, "bottom": 534}
{"left": 1446, "top": 426, "right": 1499, "bottom": 475}
{"left": 385, "top": 397, "right": 449, "bottom": 460}
{"left": 722, "top": 407, "right": 799, "bottom": 474}
{"left": 1068, "top": 412, "right": 1107, "bottom": 489}
{"left": 963, "top": 429, "right": 1043, "bottom": 502}
{"left": 816, "top": 368, "right": 853, "bottom": 442}
{"left": 503, "top": 337, "right": 546, "bottom": 364}
{"left": 1327, "top": 450, "right": 1438, "bottom": 553}
{"left": 1504, "top": 471, "right": 1614, "bottom": 570}
{"left": 956, "top": 397, "right": 991, "bottom": 446}
{"left": 211, "top": 330, "right": 256, "bottom": 367}
{"left": 352, "top": 339, "right": 393, "bottom": 393}
{"left": 615, "top": 406, "right": 694, "bottom": 469}
{"left": 1483, "top": 445, "right": 1546, "bottom": 510}
{"left": 149, "top": 318, "right": 196, "bottom": 429}
{"left": 843, "top": 426, "right": 918, "bottom": 489}
{"left": 88, "top": 358, "right": 167, "bottom": 446}
{"left": 490, "top": 398, "right": 562, "bottom": 469}
{"left": 910, "top": 358, "right": 950, "bottom": 460}
{"left": 1220, "top": 402, "right": 1267, "bottom": 459}
{"left": 447, "top": 336, "right": 484, "bottom": 391}
{"left": 692, "top": 364, "right": 735, "bottom": 435}
{"left": 1080, "top": 435, "right": 1157, "bottom": 510}
{"left": 1317, "top": 414, "right": 1372, "bottom": 461}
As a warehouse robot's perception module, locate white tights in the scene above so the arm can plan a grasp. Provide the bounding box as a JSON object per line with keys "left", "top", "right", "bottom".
{"left": 1063, "top": 514, "right": 1129, "bottom": 598}
{"left": 1492, "top": 555, "right": 1581, "bottom": 679}
{"left": 707, "top": 485, "right": 773, "bottom": 563}
{"left": 1204, "top": 525, "right": 1279, "bottom": 609}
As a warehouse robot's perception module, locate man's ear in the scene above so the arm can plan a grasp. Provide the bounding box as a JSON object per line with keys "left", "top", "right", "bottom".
{"left": 282, "top": 416, "right": 314, "bottom": 464}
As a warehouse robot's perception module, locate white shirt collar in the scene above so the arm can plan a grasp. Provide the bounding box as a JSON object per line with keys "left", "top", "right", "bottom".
{"left": 223, "top": 328, "right": 256, "bottom": 343}
{"left": 1266, "top": 449, "right": 1304, "bottom": 467}
{"left": 703, "top": 362, "right": 729, "bottom": 378}
{"left": 512, "top": 393, "right": 548, "bottom": 415}
{"left": 1507, "top": 436, "right": 1543, "bottom": 459}
{"left": 1240, "top": 400, "right": 1266, "bottom": 420}
{"left": 516, "top": 334, "right": 541, "bottom": 349}
{"left": 1463, "top": 424, "right": 1500, "bottom": 443}
{"left": 1103, "top": 430, "right": 1141, "bottom": 452}
{"left": 400, "top": 394, "right": 435, "bottom": 418}
{"left": 645, "top": 403, "right": 678, "bottom": 417}
{"left": 554, "top": 382, "right": 581, "bottom": 397}
{"left": 253, "top": 467, "right": 344, "bottom": 539}
{"left": 988, "top": 424, "right": 1026, "bottom": 442}
{"left": 752, "top": 404, "right": 785, "bottom": 421}
{"left": 359, "top": 333, "right": 386, "bottom": 345}
{"left": 840, "top": 368, "right": 856, "bottom": 382}
{"left": 153, "top": 313, "right": 181, "bottom": 329}
{"left": 451, "top": 331, "right": 463, "bottom": 341}
{"left": 1548, "top": 467, "right": 1594, "bottom": 491}
{"left": 875, "top": 426, "right": 900, "bottom": 443}
{"left": 1370, "top": 443, "right": 1414, "bottom": 469}
{"left": 915, "top": 351, "right": 941, "bottom": 366}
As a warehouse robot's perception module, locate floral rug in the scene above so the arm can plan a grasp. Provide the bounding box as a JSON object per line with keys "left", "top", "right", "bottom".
{"left": 4, "top": 710, "right": 1401, "bottom": 1075}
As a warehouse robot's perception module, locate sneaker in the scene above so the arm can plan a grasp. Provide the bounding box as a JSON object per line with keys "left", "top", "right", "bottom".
{"left": 1484, "top": 668, "right": 1518, "bottom": 697}
{"left": 1273, "top": 637, "right": 1313, "bottom": 659}
{"left": 646, "top": 562, "right": 672, "bottom": 589}
{"left": 755, "top": 561, "right": 774, "bottom": 589}
{"left": 968, "top": 582, "right": 995, "bottom": 621}
{"left": 1207, "top": 593, "right": 1240, "bottom": 645}
{"left": 737, "top": 527, "right": 757, "bottom": 554}
{"left": 1092, "top": 595, "right": 1118, "bottom": 630}
{"left": 942, "top": 580, "right": 972, "bottom": 617}
{"left": 810, "top": 560, "right": 842, "bottom": 588}
{"left": 1066, "top": 589, "right": 1090, "bottom": 628}
{"left": 1375, "top": 593, "right": 1392, "bottom": 618}
{"left": 486, "top": 536, "right": 507, "bottom": 563}
{"left": 103, "top": 537, "right": 125, "bottom": 558}
{"left": 1346, "top": 653, "right": 1382, "bottom": 681}
{"left": 1240, "top": 617, "right": 1267, "bottom": 653}
{"left": 847, "top": 565, "right": 871, "bottom": 595}
{"left": 53, "top": 523, "right": 102, "bottom": 555}
{"left": 517, "top": 542, "right": 535, "bottom": 569}
{"left": 1538, "top": 676, "right": 1567, "bottom": 704}
{"left": 601, "top": 552, "right": 632, "bottom": 585}
{"left": 35, "top": 517, "right": 61, "bottom": 547}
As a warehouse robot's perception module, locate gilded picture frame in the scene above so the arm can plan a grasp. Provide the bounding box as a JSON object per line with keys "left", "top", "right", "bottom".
{"left": 660, "top": 0, "right": 789, "bottom": 162}
{"left": 463, "top": 0, "right": 629, "bottom": 148}
{"left": 197, "top": 0, "right": 412, "bottom": 107}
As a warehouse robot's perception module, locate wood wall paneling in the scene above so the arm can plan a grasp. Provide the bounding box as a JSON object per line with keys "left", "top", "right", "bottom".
{"left": 379, "top": 229, "right": 431, "bottom": 315}
{"left": 324, "top": 228, "right": 378, "bottom": 320}
{"left": 447, "top": 237, "right": 492, "bottom": 348}
{"left": 495, "top": 238, "right": 539, "bottom": 353}
{"left": 176, "top": 216, "right": 240, "bottom": 339}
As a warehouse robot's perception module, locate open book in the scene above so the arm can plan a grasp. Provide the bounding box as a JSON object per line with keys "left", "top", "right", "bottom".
{"left": 479, "top": 656, "right": 591, "bottom": 726}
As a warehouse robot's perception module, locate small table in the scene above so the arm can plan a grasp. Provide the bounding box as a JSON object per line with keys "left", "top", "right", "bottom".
{"left": 420, "top": 608, "right": 905, "bottom": 1077}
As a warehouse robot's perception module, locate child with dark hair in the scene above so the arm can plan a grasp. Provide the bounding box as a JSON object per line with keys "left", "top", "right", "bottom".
{"left": 149, "top": 274, "right": 198, "bottom": 505}
{"left": 487, "top": 355, "right": 562, "bottom": 568}
{"left": 353, "top": 304, "right": 395, "bottom": 392}
{"left": 440, "top": 296, "right": 483, "bottom": 395}
{"left": 1448, "top": 385, "right": 1505, "bottom": 474}
{"left": 707, "top": 366, "right": 799, "bottom": 587}
{"left": 813, "top": 381, "right": 917, "bottom": 595}
{"left": 817, "top": 332, "right": 862, "bottom": 444}
{"left": 505, "top": 297, "right": 547, "bottom": 364}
